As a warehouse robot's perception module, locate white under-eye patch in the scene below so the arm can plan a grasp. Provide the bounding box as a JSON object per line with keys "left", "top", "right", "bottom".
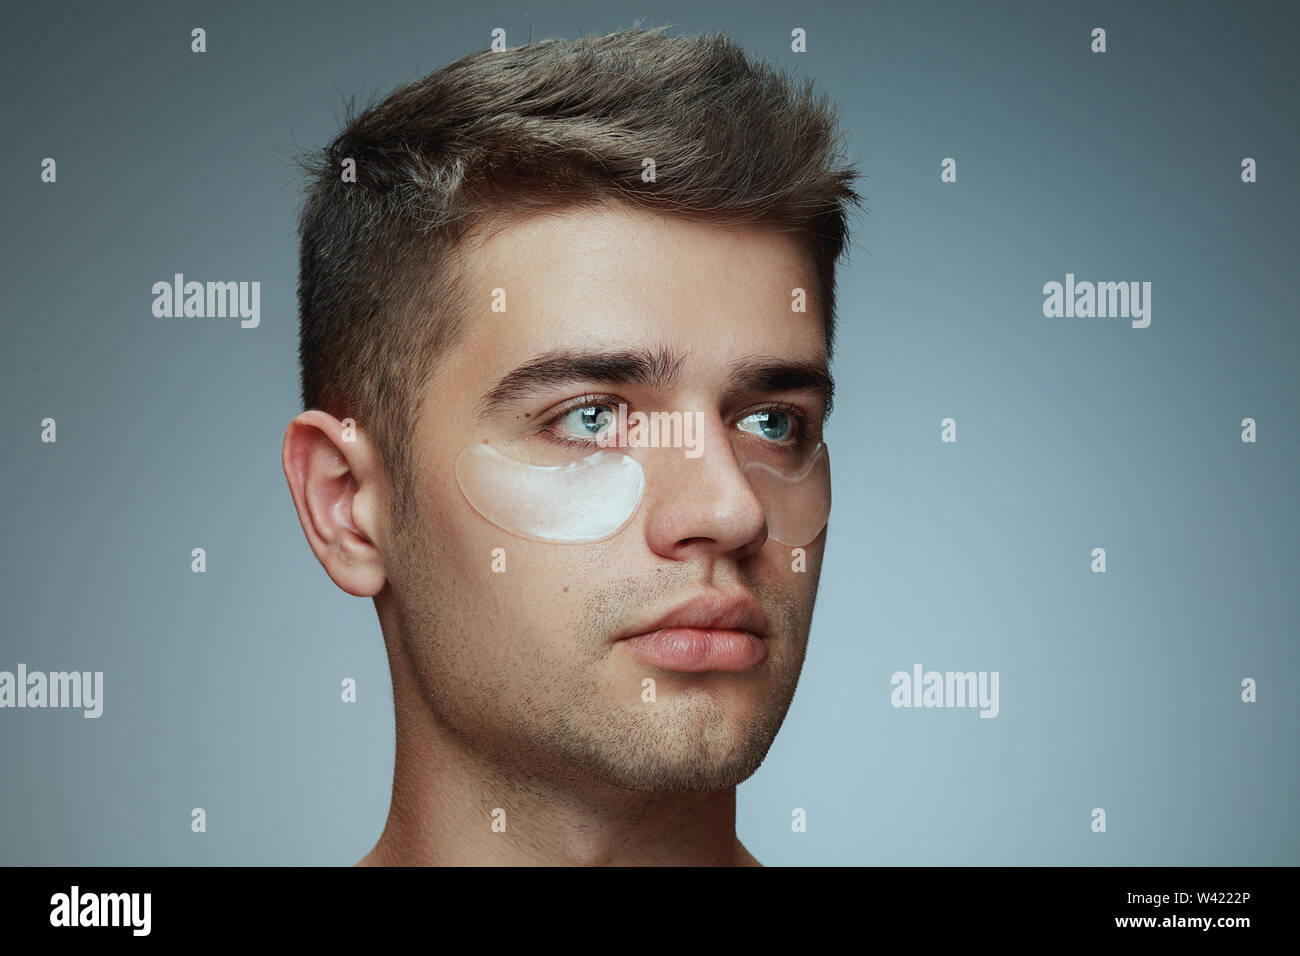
{"left": 455, "top": 439, "right": 831, "bottom": 548}
{"left": 742, "top": 442, "right": 831, "bottom": 547}
{"left": 454, "top": 443, "right": 646, "bottom": 543}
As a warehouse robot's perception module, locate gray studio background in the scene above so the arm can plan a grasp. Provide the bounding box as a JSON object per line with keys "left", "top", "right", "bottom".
{"left": 2, "top": 0, "right": 1296, "bottom": 865}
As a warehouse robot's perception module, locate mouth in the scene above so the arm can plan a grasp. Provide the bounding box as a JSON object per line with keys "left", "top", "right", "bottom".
{"left": 615, "top": 591, "right": 769, "bottom": 673}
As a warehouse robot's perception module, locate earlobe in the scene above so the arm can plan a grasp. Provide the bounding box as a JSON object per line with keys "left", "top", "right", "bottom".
{"left": 281, "top": 411, "right": 388, "bottom": 598}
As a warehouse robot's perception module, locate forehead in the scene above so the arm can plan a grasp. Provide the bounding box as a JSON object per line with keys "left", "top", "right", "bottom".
{"left": 453, "top": 202, "right": 826, "bottom": 375}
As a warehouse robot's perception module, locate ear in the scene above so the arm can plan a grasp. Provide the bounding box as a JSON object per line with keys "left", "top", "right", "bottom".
{"left": 281, "top": 410, "right": 388, "bottom": 597}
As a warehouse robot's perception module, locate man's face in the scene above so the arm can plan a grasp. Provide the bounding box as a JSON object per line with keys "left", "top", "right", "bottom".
{"left": 383, "top": 201, "right": 829, "bottom": 792}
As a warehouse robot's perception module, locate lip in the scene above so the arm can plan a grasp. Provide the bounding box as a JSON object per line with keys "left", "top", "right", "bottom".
{"left": 615, "top": 591, "right": 769, "bottom": 672}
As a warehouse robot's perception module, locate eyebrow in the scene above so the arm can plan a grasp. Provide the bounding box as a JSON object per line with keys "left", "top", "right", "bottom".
{"left": 478, "top": 345, "right": 834, "bottom": 419}
{"left": 725, "top": 357, "right": 834, "bottom": 419}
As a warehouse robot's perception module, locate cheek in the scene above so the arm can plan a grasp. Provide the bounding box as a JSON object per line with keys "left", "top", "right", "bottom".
{"left": 745, "top": 535, "right": 826, "bottom": 620}
{"left": 435, "top": 472, "right": 610, "bottom": 631}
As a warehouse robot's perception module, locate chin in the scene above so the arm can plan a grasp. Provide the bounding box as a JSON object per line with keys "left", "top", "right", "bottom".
{"left": 597, "top": 754, "right": 766, "bottom": 793}
{"left": 590, "top": 711, "right": 777, "bottom": 792}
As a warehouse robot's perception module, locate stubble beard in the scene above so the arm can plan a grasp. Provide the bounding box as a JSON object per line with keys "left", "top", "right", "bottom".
{"left": 385, "top": 498, "right": 818, "bottom": 795}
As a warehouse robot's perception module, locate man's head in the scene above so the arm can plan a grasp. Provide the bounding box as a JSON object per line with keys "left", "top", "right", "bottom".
{"left": 286, "top": 28, "right": 860, "bottom": 793}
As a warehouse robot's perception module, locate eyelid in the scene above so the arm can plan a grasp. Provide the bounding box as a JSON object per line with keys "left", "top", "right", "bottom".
{"left": 535, "top": 392, "right": 624, "bottom": 440}
{"left": 734, "top": 401, "right": 814, "bottom": 444}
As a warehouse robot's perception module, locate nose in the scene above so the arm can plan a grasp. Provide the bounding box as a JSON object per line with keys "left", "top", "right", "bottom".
{"left": 641, "top": 415, "right": 768, "bottom": 562}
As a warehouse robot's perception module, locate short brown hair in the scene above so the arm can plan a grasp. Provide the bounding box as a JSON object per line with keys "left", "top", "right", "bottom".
{"left": 294, "top": 27, "right": 861, "bottom": 526}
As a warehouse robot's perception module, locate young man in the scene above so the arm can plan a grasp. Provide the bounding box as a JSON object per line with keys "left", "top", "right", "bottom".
{"left": 282, "top": 27, "right": 860, "bottom": 866}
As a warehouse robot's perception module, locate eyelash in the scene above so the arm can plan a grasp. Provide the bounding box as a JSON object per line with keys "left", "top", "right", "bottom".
{"left": 535, "top": 393, "right": 814, "bottom": 449}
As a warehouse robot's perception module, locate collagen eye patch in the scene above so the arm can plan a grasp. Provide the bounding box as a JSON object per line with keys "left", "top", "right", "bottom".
{"left": 741, "top": 442, "right": 832, "bottom": 547}
{"left": 454, "top": 443, "right": 646, "bottom": 543}
{"left": 455, "top": 440, "right": 831, "bottom": 548}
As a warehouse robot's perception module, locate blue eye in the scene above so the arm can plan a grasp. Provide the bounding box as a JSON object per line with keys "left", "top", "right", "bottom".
{"left": 556, "top": 403, "right": 616, "bottom": 440}
{"left": 737, "top": 410, "right": 795, "bottom": 443}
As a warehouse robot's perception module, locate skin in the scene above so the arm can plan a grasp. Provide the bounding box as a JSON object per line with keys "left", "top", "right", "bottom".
{"left": 282, "top": 200, "right": 830, "bottom": 866}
